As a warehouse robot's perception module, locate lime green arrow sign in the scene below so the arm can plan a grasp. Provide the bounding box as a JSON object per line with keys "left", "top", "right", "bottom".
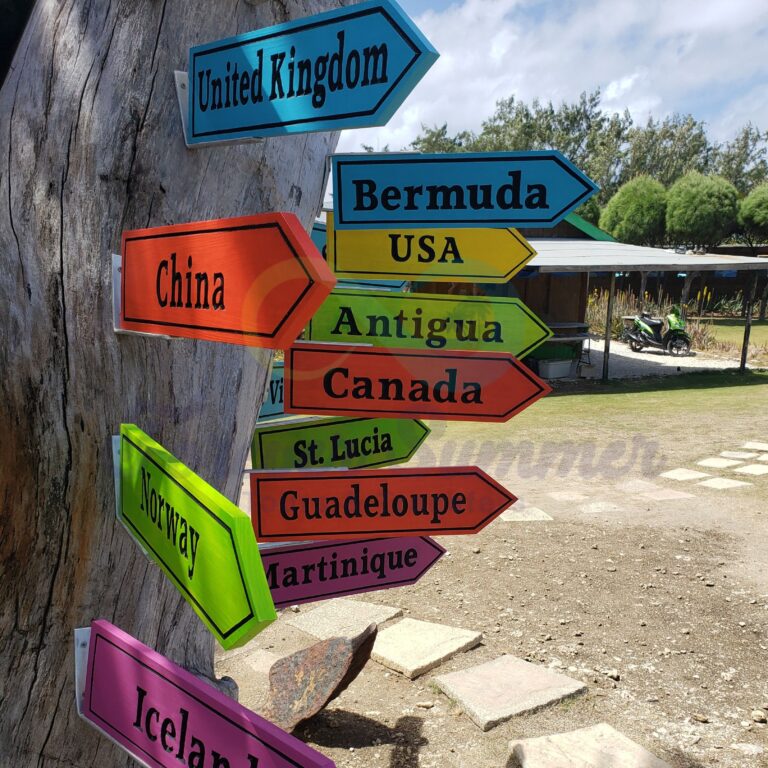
{"left": 119, "top": 424, "right": 276, "bottom": 649}
{"left": 251, "top": 416, "right": 430, "bottom": 470}
{"left": 306, "top": 289, "right": 552, "bottom": 356}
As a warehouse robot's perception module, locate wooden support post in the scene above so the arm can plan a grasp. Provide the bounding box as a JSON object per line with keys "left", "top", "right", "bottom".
{"left": 602, "top": 272, "right": 616, "bottom": 382}
{"left": 740, "top": 272, "right": 758, "bottom": 373}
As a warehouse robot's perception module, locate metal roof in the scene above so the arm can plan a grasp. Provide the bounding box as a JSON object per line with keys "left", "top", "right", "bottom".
{"left": 527, "top": 239, "right": 768, "bottom": 273}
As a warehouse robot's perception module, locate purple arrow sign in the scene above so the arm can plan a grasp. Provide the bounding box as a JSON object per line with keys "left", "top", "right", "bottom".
{"left": 261, "top": 537, "right": 445, "bottom": 609}
{"left": 79, "top": 619, "right": 334, "bottom": 768}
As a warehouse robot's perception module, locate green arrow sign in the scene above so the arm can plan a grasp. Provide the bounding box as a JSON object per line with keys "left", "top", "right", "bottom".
{"left": 119, "top": 424, "right": 276, "bottom": 649}
{"left": 251, "top": 416, "right": 430, "bottom": 470}
{"left": 306, "top": 289, "right": 552, "bottom": 357}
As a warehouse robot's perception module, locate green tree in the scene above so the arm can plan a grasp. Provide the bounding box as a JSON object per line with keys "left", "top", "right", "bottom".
{"left": 666, "top": 172, "right": 738, "bottom": 249}
{"left": 737, "top": 183, "right": 768, "bottom": 250}
{"left": 714, "top": 124, "right": 768, "bottom": 194}
{"left": 599, "top": 176, "right": 667, "bottom": 246}
{"left": 409, "top": 123, "right": 475, "bottom": 153}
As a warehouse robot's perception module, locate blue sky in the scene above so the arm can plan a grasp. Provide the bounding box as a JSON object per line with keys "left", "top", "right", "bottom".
{"left": 336, "top": 0, "right": 768, "bottom": 153}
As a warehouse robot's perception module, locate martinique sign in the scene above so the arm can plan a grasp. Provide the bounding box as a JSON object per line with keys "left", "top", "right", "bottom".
{"left": 307, "top": 289, "right": 553, "bottom": 356}
{"left": 252, "top": 416, "right": 430, "bottom": 470}
{"left": 119, "top": 214, "right": 335, "bottom": 348}
{"left": 187, "top": 0, "right": 438, "bottom": 144}
{"left": 260, "top": 537, "right": 445, "bottom": 608}
{"left": 78, "top": 620, "right": 333, "bottom": 768}
{"left": 285, "top": 342, "right": 551, "bottom": 422}
{"left": 324, "top": 213, "right": 536, "bottom": 282}
{"left": 331, "top": 151, "right": 599, "bottom": 229}
{"left": 118, "top": 425, "right": 276, "bottom": 649}
{"left": 249, "top": 466, "right": 516, "bottom": 541}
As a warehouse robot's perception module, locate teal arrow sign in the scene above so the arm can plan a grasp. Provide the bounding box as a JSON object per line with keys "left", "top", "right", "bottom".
{"left": 307, "top": 289, "right": 553, "bottom": 357}
{"left": 188, "top": 0, "right": 438, "bottom": 144}
{"left": 251, "top": 416, "right": 429, "bottom": 470}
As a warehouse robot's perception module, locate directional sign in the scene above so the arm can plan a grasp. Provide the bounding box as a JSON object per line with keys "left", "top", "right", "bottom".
{"left": 312, "top": 218, "right": 407, "bottom": 291}
{"left": 119, "top": 213, "right": 335, "bottom": 348}
{"left": 119, "top": 425, "right": 276, "bottom": 649}
{"left": 79, "top": 620, "right": 333, "bottom": 768}
{"left": 249, "top": 466, "right": 515, "bottom": 541}
{"left": 187, "top": 0, "right": 438, "bottom": 144}
{"left": 325, "top": 212, "right": 535, "bottom": 282}
{"left": 257, "top": 361, "right": 284, "bottom": 421}
{"left": 331, "top": 151, "right": 599, "bottom": 229}
{"left": 261, "top": 537, "right": 445, "bottom": 608}
{"left": 252, "top": 416, "right": 429, "bottom": 470}
{"left": 307, "top": 289, "right": 553, "bottom": 356}
{"left": 285, "top": 342, "right": 551, "bottom": 422}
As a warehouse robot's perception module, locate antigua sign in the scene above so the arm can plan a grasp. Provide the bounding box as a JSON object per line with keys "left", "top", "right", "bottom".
{"left": 186, "top": 0, "right": 438, "bottom": 144}
{"left": 118, "top": 214, "right": 335, "bottom": 348}
{"left": 331, "top": 151, "right": 599, "bottom": 229}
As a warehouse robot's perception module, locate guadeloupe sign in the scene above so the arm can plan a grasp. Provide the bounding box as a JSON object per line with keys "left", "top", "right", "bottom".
{"left": 118, "top": 424, "right": 276, "bottom": 649}
{"left": 187, "top": 0, "right": 438, "bottom": 144}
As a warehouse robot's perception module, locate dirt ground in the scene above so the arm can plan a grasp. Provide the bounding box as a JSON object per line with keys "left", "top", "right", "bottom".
{"left": 221, "top": 371, "right": 768, "bottom": 767}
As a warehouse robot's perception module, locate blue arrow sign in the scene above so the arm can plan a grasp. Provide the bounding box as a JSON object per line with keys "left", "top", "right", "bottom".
{"left": 331, "top": 151, "right": 599, "bottom": 229}
{"left": 258, "top": 361, "right": 284, "bottom": 421}
{"left": 187, "top": 0, "right": 438, "bottom": 144}
{"left": 312, "top": 219, "right": 407, "bottom": 291}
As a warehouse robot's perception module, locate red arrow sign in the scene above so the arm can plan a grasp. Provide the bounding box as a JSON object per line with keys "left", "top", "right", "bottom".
{"left": 119, "top": 213, "right": 335, "bottom": 347}
{"left": 249, "top": 466, "right": 516, "bottom": 541}
{"left": 285, "top": 343, "right": 550, "bottom": 422}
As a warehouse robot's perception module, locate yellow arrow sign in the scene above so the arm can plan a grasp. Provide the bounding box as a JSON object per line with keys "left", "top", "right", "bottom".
{"left": 326, "top": 213, "right": 536, "bottom": 283}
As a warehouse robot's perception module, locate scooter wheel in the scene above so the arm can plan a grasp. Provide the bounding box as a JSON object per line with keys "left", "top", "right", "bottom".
{"left": 629, "top": 339, "right": 644, "bottom": 353}
{"left": 667, "top": 338, "right": 691, "bottom": 356}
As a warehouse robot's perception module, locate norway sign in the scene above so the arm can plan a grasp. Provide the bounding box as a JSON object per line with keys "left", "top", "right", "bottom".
{"left": 118, "top": 425, "right": 276, "bottom": 649}
{"left": 252, "top": 416, "right": 430, "bottom": 470}
{"left": 261, "top": 537, "right": 445, "bottom": 608}
{"left": 187, "top": 0, "right": 438, "bottom": 144}
{"left": 79, "top": 620, "right": 333, "bottom": 768}
{"left": 119, "top": 214, "right": 335, "bottom": 348}
{"left": 325, "top": 213, "right": 535, "bottom": 282}
{"left": 307, "top": 289, "right": 553, "bottom": 356}
{"left": 285, "top": 342, "right": 551, "bottom": 422}
{"left": 331, "top": 151, "right": 599, "bottom": 229}
{"left": 249, "top": 466, "right": 516, "bottom": 541}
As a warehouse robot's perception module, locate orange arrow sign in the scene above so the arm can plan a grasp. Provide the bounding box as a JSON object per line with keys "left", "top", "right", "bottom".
{"left": 119, "top": 213, "right": 335, "bottom": 347}
{"left": 285, "top": 342, "right": 550, "bottom": 422}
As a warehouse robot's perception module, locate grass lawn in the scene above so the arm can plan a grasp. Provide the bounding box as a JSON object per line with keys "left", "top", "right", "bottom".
{"left": 699, "top": 318, "right": 768, "bottom": 346}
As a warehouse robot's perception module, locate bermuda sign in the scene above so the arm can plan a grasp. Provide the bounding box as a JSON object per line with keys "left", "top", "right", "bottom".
{"left": 251, "top": 416, "right": 430, "bottom": 470}
{"left": 260, "top": 537, "right": 445, "bottom": 608}
{"left": 331, "top": 151, "right": 599, "bottom": 229}
{"left": 187, "top": 0, "right": 438, "bottom": 144}
{"left": 249, "top": 466, "right": 515, "bottom": 540}
{"left": 119, "top": 214, "right": 335, "bottom": 348}
{"left": 307, "top": 289, "right": 553, "bottom": 356}
{"left": 118, "top": 425, "right": 276, "bottom": 649}
{"left": 79, "top": 620, "right": 333, "bottom": 768}
{"left": 324, "top": 213, "right": 535, "bottom": 282}
{"left": 285, "top": 342, "right": 551, "bottom": 422}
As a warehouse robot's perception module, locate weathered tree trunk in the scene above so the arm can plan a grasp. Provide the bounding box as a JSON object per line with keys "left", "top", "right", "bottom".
{"left": 0, "top": 1, "right": 340, "bottom": 764}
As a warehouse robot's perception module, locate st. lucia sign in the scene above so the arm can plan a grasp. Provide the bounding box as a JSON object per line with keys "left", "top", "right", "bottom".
{"left": 324, "top": 213, "right": 535, "bottom": 282}
{"left": 251, "top": 416, "right": 429, "bottom": 470}
{"left": 285, "top": 342, "right": 551, "bottom": 422}
{"left": 187, "top": 0, "right": 438, "bottom": 144}
{"left": 307, "top": 289, "right": 553, "bottom": 356}
{"left": 119, "top": 214, "right": 335, "bottom": 348}
{"left": 249, "top": 466, "right": 516, "bottom": 540}
{"left": 261, "top": 537, "right": 445, "bottom": 608}
{"left": 331, "top": 151, "right": 599, "bottom": 229}
{"left": 118, "top": 425, "right": 276, "bottom": 649}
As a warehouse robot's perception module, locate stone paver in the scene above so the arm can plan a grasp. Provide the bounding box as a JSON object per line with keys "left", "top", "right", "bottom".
{"left": 697, "top": 457, "right": 743, "bottom": 469}
{"left": 733, "top": 463, "right": 768, "bottom": 476}
{"left": 434, "top": 655, "right": 586, "bottom": 731}
{"left": 742, "top": 442, "right": 768, "bottom": 451}
{"left": 721, "top": 450, "right": 759, "bottom": 459}
{"left": 758, "top": 453, "right": 768, "bottom": 462}
{"left": 508, "top": 722, "right": 672, "bottom": 767}
{"left": 641, "top": 488, "right": 695, "bottom": 501}
{"left": 579, "top": 501, "right": 620, "bottom": 515}
{"left": 372, "top": 618, "right": 481, "bottom": 679}
{"left": 286, "top": 598, "right": 402, "bottom": 640}
{"left": 697, "top": 477, "right": 752, "bottom": 489}
{"left": 500, "top": 507, "right": 552, "bottom": 522}
{"left": 659, "top": 468, "right": 710, "bottom": 481}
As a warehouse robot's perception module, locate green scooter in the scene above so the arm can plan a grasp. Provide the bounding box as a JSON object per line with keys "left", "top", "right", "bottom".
{"left": 625, "top": 305, "right": 691, "bottom": 356}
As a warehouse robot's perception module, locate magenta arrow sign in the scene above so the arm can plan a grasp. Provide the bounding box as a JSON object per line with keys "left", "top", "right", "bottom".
{"left": 260, "top": 537, "right": 445, "bottom": 609}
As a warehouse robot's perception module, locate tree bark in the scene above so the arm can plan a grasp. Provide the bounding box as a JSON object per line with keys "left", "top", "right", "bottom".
{"left": 0, "top": 1, "right": 340, "bottom": 764}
